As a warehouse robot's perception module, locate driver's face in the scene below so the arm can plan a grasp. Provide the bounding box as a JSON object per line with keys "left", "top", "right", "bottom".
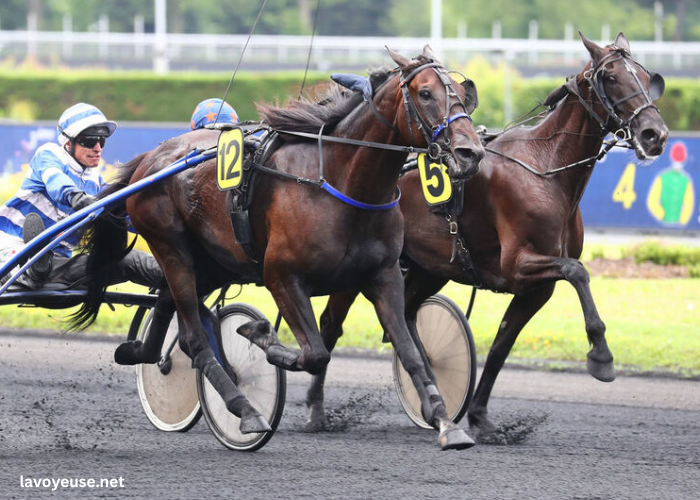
{"left": 69, "top": 140, "right": 103, "bottom": 168}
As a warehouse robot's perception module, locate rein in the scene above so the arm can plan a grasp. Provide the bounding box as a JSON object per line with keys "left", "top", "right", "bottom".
{"left": 486, "top": 47, "right": 661, "bottom": 178}
{"left": 485, "top": 137, "right": 620, "bottom": 177}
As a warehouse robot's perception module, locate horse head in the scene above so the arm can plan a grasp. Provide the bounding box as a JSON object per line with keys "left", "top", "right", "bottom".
{"left": 579, "top": 31, "right": 669, "bottom": 160}
{"left": 386, "top": 45, "right": 484, "bottom": 180}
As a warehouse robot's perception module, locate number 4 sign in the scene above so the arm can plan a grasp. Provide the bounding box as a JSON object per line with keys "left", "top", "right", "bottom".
{"left": 612, "top": 163, "right": 637, "bottom": 209}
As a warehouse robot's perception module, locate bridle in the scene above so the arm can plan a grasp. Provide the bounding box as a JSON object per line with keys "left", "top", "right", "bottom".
{"left": 485, "top": 47, "right": 666, "bottom": 178}
{"left": 567, "top": 46, "right": 665, "bottom": 147}
{"left": 397, "top": 61, "right": 472, "bottom": 156}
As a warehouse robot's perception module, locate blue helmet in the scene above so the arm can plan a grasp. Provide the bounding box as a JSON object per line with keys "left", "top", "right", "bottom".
{"left": 190, "top": 98, "right": 239, "bottom": 130}
{"left": 57, "top": 103, "right": 117, "bottom": 146}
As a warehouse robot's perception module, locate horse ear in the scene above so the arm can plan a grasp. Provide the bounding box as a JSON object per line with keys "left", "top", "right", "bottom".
{"left": 649, "top": 72, "right": 665, "bottom": 101}
{"left": 460, "top": 78, "right": 479, "bottom": 114}
{"left": 614, "top": 32, "right": 631, "bottom": 53}
{"left": 579, "top": 30, "right": 605, "bottom": 62}
{"left": 386, "top": 46, "right": 412, "bottom": 69}
{"left": 422, "top": 44, "right": 439, "bottom": 63}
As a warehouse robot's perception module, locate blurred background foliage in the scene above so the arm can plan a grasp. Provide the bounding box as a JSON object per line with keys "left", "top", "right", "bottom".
{"left": 0, "top": 0, "right": 699, "bottom": 41}
{"left": 1, "top": 62, "right": 698, "bottom": 130}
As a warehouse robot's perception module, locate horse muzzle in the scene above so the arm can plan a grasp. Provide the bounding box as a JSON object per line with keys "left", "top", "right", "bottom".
{"left": 636, "top": 124, "right": 669, "bottom": 159}
{"left": 631, "top": 109, "right": 669, "bottom": 160}
{"left": 447, "top": 145, "right": 485, "bottom": 180}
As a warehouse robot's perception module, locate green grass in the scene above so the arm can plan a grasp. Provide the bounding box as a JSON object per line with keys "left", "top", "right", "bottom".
{"left": 2, "top": 277, "right": 698, "bottom": 377}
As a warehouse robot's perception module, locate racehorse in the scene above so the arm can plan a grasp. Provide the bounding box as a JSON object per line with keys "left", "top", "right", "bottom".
{"left": 74, "top": 46, "right": 485, "bottom": 449}
{"left": 307, "top": 32, "right": 669, "bottom": 439}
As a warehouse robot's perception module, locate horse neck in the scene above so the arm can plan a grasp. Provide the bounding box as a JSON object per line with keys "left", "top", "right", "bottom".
{"left": 324, "top": 82, "right": 407, "bottom": 204}
{"left": 532, "top": 85, "right": 608, "bottom": 210}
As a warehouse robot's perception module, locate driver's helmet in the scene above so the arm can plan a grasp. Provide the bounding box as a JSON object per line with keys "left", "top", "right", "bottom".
{"left": 191, "top": 98, "right": 239, "bottom": 130}
{"left": 57, "top": 103, "right": 117, "bottom": 146}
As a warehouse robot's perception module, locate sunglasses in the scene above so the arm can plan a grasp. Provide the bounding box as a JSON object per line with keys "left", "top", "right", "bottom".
{"left": 75, "top": 136, "right": 106, "bottom": 149}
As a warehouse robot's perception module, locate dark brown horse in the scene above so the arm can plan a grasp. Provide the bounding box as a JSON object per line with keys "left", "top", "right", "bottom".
{"left": 308, "top": 33, "right": 669, "bottom": 439}
{"left": 75, "top": 46, "right": 485, "bottom": 449}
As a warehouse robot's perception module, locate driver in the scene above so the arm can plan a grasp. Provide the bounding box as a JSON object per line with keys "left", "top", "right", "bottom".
{"left": 0, "top": 102, "right": 163, "bottom": 290}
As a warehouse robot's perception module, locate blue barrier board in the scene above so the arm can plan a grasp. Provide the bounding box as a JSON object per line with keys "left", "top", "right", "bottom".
{"left": 1, "top": 122, "right": 699, "bottom": 233}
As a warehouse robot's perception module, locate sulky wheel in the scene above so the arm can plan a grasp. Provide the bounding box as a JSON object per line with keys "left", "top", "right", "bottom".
{"left": 135, "top": 309, "right": 202, "bottom": 432}
{"left": 197, "top": 303, "right": 286, "bottom": 452}
{"left": 392, "top": 294, "right": 477, "bottom": 430}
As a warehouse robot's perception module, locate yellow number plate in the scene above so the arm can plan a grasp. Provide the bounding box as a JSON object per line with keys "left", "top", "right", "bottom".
{"left": 417, "top": 153, "right": 452, "bottom": 205}
{"left": 216, "top": 128, "right": 244, "bottom": 191}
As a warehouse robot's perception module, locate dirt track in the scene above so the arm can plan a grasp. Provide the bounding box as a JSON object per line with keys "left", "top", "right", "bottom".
{"left": 1, "top": 330, "right": 699, "bottom": 500}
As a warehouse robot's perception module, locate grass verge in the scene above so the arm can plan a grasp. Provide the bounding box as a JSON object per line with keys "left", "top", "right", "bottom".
{"left": 1, "top": 277, "right": 698, "bottom": 377}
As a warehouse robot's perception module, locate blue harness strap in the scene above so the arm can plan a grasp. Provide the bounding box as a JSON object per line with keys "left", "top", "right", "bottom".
{"left": 432, "top": 112, "right": 472, "bottom": 141}
{"left": 321, "top": 182, "right": 401, "bottom": 211}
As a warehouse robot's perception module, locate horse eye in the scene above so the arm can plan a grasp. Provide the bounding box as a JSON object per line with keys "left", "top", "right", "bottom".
{"left": 605, "top": 74, "right": 617, "bottom": 83}
{"left": 418, "top": 89, "right": 432, "bottom": 99}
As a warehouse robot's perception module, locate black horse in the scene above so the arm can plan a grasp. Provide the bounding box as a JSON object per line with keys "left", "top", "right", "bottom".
{"left": 75, "top": 46, "right": 485, "bottom": 449}
{"left": 307, "top": 32, "right": 669, "bottom": 439}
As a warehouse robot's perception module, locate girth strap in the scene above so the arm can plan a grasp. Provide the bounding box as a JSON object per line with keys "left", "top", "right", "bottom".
{"left": 445, "top": 212, "right": 481, "bottom": 288}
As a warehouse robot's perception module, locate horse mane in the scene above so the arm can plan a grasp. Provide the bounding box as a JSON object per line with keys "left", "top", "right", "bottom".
{"left": 257, "top": 66, "right": 398, "bottom": 138}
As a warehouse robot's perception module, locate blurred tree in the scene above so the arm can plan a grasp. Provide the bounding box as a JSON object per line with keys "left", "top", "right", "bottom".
{"left": 0, "top": 0, "right": 40, "bottom": 30}
{"left": 314, "top": 0, "right": 393, "bottom": 36}
{"left": 2, "top": 0, "right": 699, "bottom": 41}
{"left": 384, "top": 0, "right": 688, "bottom": 40}
{"left": 46, "top": 0, "right": 154, "bottom": 32}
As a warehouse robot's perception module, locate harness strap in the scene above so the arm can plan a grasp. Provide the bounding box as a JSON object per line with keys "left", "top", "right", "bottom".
{"left": 445, "top": 213, "right": 481, "bottom": 288}
{"left": 250, "top": 161, "right": 401, "bottom": 211}
{"left": 321, "top": 183, "right": 401, "bottom": 211}
{"left": 566, "top": 77, "right": 607, "bottom": 130}
{"left": 249, "top": 161, "right": 321, "bottom": 186}
{"left": 276, "top": 129, "right": 431, "bottom": 155}
{"left": 484, "top": 137, "right": 618, "bottom": 177}
{"left": 367, "top": 97, "right": 401, "bottom": 134}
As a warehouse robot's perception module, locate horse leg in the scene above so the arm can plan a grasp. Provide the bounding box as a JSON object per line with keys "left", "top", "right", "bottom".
{"left": 114, "top": 287, "right": 176, "bottom": 365}
{"left": 560, "top": 258, "right": 614, "bottom": 381}
{"left": 146, "top": 241, "right": 270, "bottom": 433}
{"left": 363, "top": 263, "right": 473, "bottom": 450}
{"left": 238, "top": 276, "right": 330, "bottom": 375}
{"left": 403, "top": 265, "right": 450, "bottom": 386}
{"left": 306, "top": 290, "right": 360, "bottom": 429}
{"left": 184, "top": 294, "right": 272, "bottom": 432}
{"left": 507, "top": 253, "right": 614, "bottom": 381}
{"left": 467, "top": 284, "right": 554, "bottom": 435}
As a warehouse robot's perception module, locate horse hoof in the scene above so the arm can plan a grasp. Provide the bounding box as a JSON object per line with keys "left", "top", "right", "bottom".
{"left": 305, "top": 403, "right": 328, "bottom": 432}
{"left": 237, "top": 319, "right": 278, "bottom": 349}
{"left": 239, "top": 414, "right": 272, "bottom": 434}
{"left": 438, "top": 426, "right": 475, "bottom": 451}
{"left": 468, "top": 414, "right": 498, "bottom": 435}
{"left": 114, "top": 340, "right": 143, "bottom": 365}
{"left": 305, "top": 414, "right": 328, "bottom": 432}
{"left": 586, "top": 355, "right": 616, "bottom": 382}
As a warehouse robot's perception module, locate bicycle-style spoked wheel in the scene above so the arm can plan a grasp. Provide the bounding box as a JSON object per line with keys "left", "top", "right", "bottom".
{"left": 135, "top": 310, "right": 202, "bottom": 432}
{"left": 197, "top": 303, "right": 286, "bottom": 451}
{"left": 392, "top": 294, "right": 477, "bottom": 429}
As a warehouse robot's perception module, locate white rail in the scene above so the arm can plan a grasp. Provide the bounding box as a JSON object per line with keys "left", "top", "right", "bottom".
{"left": 1, "top": 30, "right": 698, "bottom": 73}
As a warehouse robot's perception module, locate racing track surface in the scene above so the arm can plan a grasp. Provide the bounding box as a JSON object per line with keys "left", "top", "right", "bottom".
{"left": 1, "top": 330, "right": 699, "bottom": 500}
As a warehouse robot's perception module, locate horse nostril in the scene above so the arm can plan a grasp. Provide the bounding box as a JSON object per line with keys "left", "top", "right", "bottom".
{"left": 641, "top": 129, "right": 658, "bottom": 145}
{"left": 455, "top": 147, "right": 484, "bottom": 164}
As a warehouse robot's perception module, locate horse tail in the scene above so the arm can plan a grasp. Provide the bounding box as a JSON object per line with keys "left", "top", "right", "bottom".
{"left": 69, "top": 152, "right": 147, "bottom": 331}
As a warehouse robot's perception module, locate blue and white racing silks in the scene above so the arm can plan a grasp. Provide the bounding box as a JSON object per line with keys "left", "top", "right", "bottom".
{"left": 0, "top": 143, "right": 103, "bottom": 257}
